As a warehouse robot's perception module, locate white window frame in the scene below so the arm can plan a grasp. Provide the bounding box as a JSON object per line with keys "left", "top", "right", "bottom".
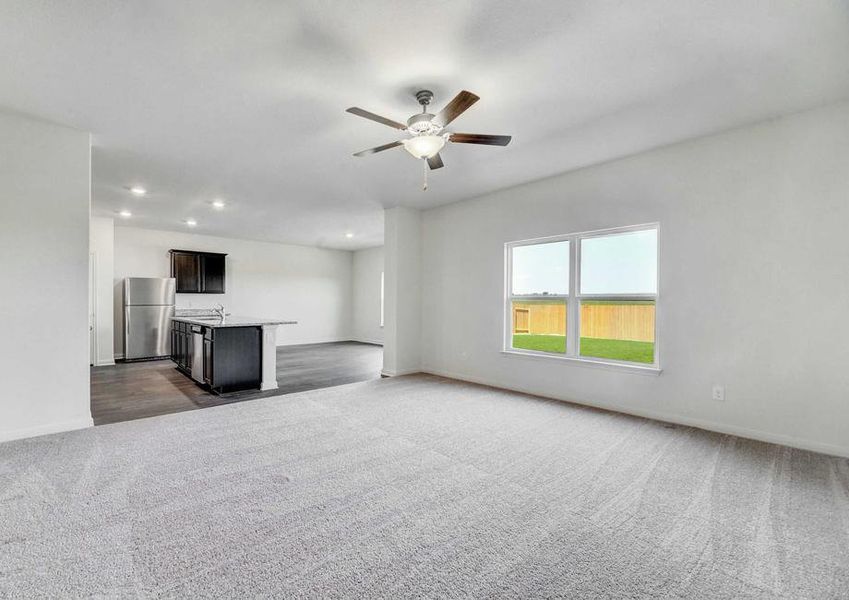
{"left": 503, "top": 223, "right": 660, "bottom": 375}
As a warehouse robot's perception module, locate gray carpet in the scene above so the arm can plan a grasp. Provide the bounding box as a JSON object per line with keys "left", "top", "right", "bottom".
{"left": 1, "top": 375, "right": 847, "bottom": 598}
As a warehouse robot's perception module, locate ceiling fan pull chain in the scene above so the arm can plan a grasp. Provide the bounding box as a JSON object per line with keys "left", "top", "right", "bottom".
{"left": 422, "top": 158, "right": 428, "bottom": 191}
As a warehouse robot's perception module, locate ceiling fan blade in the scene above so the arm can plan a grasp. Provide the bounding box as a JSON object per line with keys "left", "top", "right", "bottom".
{"left": 352, "top": 141, "right": 403, "bottom": 157}
{"left": 433, "top": 91, "right": 480, "bottom": 127}
{"left": 427, "top": 153, "right": 444, "bottom": 170}
{"left": 346, "top": 107, "right": 407, "bottom": 130}
{"left": 450, "top": 133, "right": 512, "bottom": 146}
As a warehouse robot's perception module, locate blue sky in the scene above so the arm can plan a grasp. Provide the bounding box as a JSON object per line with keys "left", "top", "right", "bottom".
{"left": 512, "top": 230, "right": 657, "bottom": 295}
{"left": 512, "top": 240, "right": 569, "bottom": 295}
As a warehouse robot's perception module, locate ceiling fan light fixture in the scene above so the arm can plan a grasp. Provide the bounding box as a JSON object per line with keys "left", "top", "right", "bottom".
{"left": 402, "top": 135, "right": 446, "bottom": 159}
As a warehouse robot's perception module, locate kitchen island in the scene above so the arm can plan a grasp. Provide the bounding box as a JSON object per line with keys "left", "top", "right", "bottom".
{"left": 171, "top": 315, "right": 296, "bottom": 394}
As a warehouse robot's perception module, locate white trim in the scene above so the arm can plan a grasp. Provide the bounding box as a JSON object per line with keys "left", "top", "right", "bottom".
{"left": 0, "top": 417, "right": 94, "bottom": 444}
{"left": 567, "top": 240, "right": 578, "bottom": 354}
{"left": 501, "top": 349, "right": 662, "bottom": 375}
{"left": 577, "top": 293, "right": 656, "bottom": 300}
{"left": 113, "top": 352, "right": 125, "bottom": 360}
{"left": 380, "top": 271, "right": 385, "bottom": 328}
{"left": 510, "top": 294, "right": 569, "bottom": 300}
{"left": 94, "top": 359, "right": 116, "bottom": 367}
{"left": 503, "top": 222, "right": 659, "bottom": 249}
{"left": 503, "top": 243, "right": 511, "bottom": 351}
{"left": 89, "top": 252, "right": 97, "bottom": 366}
{"left": 418, "top": 367, "right": 849, "bottom": 459}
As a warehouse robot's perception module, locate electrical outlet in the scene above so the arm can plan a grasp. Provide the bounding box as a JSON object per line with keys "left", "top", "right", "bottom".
{"left": 712, "top": 384, "right": 725, "bottom": 402}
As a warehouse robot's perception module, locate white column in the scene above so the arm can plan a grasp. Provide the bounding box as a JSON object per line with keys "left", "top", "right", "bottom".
{"left": 260, "top": 324, "right": 279, "bottom": 390}
{"left": 382, "top": 206, "right": 421, "bottom": 376}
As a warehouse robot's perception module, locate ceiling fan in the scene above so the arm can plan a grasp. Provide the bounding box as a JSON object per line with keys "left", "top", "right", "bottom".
{"left": 346, "top": 90, "right": 511, "bottom": 189}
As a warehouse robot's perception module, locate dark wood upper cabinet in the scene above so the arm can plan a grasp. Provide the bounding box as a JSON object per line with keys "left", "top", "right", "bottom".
{"left": 169, "top": 250, "right": 227, "bottom": 294}
{"left": 170, "top": 251, "right": 201, "bottom": 293}
{"left": 200, "top": 252, "right": 226, "bottom": 294}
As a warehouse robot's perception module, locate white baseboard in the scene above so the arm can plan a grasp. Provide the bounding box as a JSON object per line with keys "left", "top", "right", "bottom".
{"left": 95, "top": 359, "right": 115, "bottom": 367}
{"left": 381, "top": 367, "right": 421, "bottom": 377}
{"left": 420, "top": 366, "right": 849, "bottom": 459}
{"left": 114, "top": 353, "right": 124, "bottom": 361}
{"left": 275, "top": 337, "right": 351, "bottom": 347}
{"left": 0, "top": 416, "right": 94, "bottom": 444}
{"left": 352, "top": 338, "right": 384, "bottom": 346}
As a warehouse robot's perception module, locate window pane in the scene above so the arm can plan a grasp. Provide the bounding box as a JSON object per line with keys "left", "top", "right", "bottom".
{"left": 511, "top": 299, "right": 566, "bottom": 354}
{"left": 579, "top": 300, "right": 655, "bottom": 363}
{"left": 511, "top": 241, "right": 569, "bottom": 296}
{"left": 580, "top": 229, "right": 657, "bottom": 295}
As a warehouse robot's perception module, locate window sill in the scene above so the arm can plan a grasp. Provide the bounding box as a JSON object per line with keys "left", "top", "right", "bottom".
{"left": 500, "top": 349, "right": 662, "bottom": 376}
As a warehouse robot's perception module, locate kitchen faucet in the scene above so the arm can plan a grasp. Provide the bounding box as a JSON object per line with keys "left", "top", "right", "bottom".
{"left": 213, "top": 303, "right": 225, "bottom": 320}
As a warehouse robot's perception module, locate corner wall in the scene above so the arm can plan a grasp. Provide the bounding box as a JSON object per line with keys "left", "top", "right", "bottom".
{"left": 352, "top": 246, "right": 384, "bottom": 345}
{"left": 0, "top": 111, "right": 92, "bottom": 442}
{"left": 383, "top": 207, "right": 421, "bottom": 376}
{"left": 419, "top": 101, "right": 849, "bottom": 457}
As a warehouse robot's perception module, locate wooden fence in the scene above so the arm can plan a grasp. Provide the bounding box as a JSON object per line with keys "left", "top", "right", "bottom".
{"left": 512, "top": 301, "right": 655, "bottom": 342}
{"left": 512, "top": 302, "right": 565, "bottom": 336}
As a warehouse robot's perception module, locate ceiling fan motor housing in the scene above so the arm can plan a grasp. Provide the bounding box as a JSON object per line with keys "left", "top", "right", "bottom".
{"left": 406, "top": 112, "right": 441, "bottom": 135}
{"left": 415, "top": 89, "right": 434, "bottom": 106}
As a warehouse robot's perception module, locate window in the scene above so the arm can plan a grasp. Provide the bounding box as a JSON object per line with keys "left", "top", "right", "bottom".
{"left": 508, "top": 240, "right": 569, "bottom": 354}
{"left": 505, "top": 224, "right": 658, "bottom": 369}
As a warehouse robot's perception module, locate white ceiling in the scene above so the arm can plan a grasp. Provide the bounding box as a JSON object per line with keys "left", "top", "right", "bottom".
{"left": 1, "top": 1, "right": 848, "bottom": 249}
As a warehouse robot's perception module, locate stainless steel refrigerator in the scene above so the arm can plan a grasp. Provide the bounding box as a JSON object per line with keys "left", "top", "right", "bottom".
{"left": 123, "top": 277, "right": 176, "bottom": 360}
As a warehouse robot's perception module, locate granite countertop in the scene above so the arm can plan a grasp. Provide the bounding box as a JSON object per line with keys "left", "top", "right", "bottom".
{"left": 171, "top": 315, "right": 297, "bottom": 328}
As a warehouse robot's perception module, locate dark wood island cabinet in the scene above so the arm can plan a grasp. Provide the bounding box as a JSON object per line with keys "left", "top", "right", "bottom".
{"left": 171, "top": 320, "right": 261, "bottom": 394}
{"left": 170, "top": 315, "right": 295, "bottom": 395}
{"left": 202, "top": 325, "right": 262, "bottom": 393}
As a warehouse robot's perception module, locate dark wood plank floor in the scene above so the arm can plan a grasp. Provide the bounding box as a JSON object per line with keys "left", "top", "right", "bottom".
{"left": 91, "top": 342, "right": 383, "bottom": 426}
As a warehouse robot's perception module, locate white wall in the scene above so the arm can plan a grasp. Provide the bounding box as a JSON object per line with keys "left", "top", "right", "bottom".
{"left": 89, "top": 217, "right": 114, "bottom": 366}
{"left": 352, "top": 246, "right": 384, "bottom": 345}
{"left": 113, "top": 227, "right": 353, "bottom": 354}
{"left": 0, "top": 111, "right": 92, "bottom": 441}
{"left": 419, "top": 101, "right": 849, "bottom": 457}
{"left": 383, "top": 207, "right": 421, "bottom": 376}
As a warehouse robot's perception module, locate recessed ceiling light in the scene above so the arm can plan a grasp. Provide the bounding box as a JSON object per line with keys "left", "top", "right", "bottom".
{"left": 119, "top": 210, "right": 132, "bottom": 218}
{"left": 129, "top": 186, "right": 147, "bottom": 197}
{"left": 345, "top": 232, "right": 354, "bottom": 239}
{"left": 211, "top": 199, "right": 225, "bottom": 209}
{"left": 185, "top": 219, "right": 197, "bottom": 227}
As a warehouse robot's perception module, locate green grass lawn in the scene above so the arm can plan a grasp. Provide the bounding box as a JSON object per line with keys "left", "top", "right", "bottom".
{"left": 511, "top": 334, "right": 655, "bottom": 364}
